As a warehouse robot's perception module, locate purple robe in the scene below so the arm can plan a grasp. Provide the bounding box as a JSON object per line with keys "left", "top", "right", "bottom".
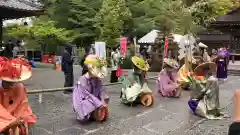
{"left": 72, "top": 73, "right": 109, "bottom": 121}
{"left": 156, "top": 69, "right": 178, "bottom": 97}
{"left": 216, "top": 57, "right": 228, "bottom": 79}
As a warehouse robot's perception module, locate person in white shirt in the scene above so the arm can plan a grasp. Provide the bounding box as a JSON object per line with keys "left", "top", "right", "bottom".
{"left": 110, "top": 46, "right": 121, "bottom": 83}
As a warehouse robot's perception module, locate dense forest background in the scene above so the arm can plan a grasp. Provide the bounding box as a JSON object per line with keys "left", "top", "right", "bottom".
{"left": 3, "top": 0, "right": 240, "bottom": 51}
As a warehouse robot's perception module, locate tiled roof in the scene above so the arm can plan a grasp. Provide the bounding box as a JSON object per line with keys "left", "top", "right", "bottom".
{"left": 214, "top": 8, "right": 240, "bottom": 22}
{"left": 0, "top": 0, "right": 42, "bottom": 11}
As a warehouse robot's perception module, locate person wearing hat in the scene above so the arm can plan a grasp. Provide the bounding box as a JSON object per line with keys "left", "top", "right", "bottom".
{"left": 156, "top": 58, "right": 181, "bottom": 97}
{"left": 72, "top": 55, "right": 109, "bottom": 122}
{"left": 120, "top": 56, "right": 154, "bottom": 107}
{"left": 61, "top": 44, "right": 74, "bottom": 94}
{"left": 0, "top": 57, "right": 36, "bottom": 134}
{"left": 215, "top": 49, "right": 229, "bottom": 81}
{"left": 188, "top": 62, "right": 224, "bottom": 119}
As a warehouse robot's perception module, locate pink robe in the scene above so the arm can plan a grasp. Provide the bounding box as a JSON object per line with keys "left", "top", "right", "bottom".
{"left": 156, "top": 69, "right": 178, "bottom": 97}
{"left": 0, "top": 82, "right": 37, "bottom": 132}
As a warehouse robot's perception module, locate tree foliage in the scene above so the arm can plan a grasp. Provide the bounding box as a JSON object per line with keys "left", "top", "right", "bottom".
{"left": 3, "top": 0, "right": 238, "bottom": 49}
{"left": 5, "top": 20, "right": 74, "bottom": 50}
{"left": 94, "top": 0, "right": 132, "bottom": 46}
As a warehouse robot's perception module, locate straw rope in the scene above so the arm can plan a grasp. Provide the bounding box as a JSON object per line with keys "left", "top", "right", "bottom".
{"left": 27, "top": 76, "right": 158, "bottom": 94}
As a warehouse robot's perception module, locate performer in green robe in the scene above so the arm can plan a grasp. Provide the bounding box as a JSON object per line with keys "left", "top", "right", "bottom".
{"left": 120, "top": 56, "right": 154, "bottom": 107}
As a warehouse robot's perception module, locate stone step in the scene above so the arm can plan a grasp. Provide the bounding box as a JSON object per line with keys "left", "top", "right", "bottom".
{"left": 228, "top": 69, "right": 240, "bottom": 76}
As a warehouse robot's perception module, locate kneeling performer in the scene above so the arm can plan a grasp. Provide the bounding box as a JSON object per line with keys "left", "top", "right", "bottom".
{"left": 0, "top": 57, "right": 37, "bottom": 135}
{"left": 73, "top": 55, "right": 109, "bottom": 122}
{"left": 156, "top": 58, "right": 181, "bottom": 97}
{"left": 188, "top": 62, "right": 224, "bottom": 119}
{"left": 120, "top": 56, "right": 154, "bottom": 107}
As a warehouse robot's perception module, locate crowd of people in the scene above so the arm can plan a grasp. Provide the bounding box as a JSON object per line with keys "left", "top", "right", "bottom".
{"left": 0, "top": 43, "right": 239, "bottom": 135}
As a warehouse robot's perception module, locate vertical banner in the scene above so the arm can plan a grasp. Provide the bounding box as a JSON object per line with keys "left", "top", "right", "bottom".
{"left": 95, "top": 42, "right": 106, "bottom": 59}
{"left": 55, "top": 56, "right": 62, "bottom": 71}
{"left": 164, "top": 39, "right": 169, "bottom": 57}
{"left": 120, "top": 37, "right": 127, "bottom": 56}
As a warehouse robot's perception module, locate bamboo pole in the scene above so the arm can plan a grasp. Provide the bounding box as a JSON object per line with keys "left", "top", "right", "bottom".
{"left": 27, "top": 76, "right": 158, "bottom": 94}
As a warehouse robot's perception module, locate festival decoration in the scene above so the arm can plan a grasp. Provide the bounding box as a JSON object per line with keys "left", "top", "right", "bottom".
{"left": 120, "top": 37, "right": 127, "bottom": 56}
{"left": 164, "top": 38, "right": 169, "bottom": 57}
{"left": 55, "top": 56, "right": 62, "bottom": 71}
{"left": 178, "top": 34, "right": 195, "bottom": 61}
{"left": 95, "top": 42, "right": 106, "bottom": 59}
{"left": 0, "top": 57, "right": 32, "bottom": 82}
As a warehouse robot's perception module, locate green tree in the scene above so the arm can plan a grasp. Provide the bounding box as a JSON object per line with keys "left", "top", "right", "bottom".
{"left": 43, "top": 0, "right": 102, "bottom": 46}
{"left": 94, "top": 0, "right": 132, "bottom": 46}
{"left": 5, "top": 19, "right": 74, "bottom": 52}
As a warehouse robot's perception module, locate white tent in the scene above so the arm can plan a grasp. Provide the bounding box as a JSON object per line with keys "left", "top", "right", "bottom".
{"left": 172, "top": 34, "right": 183, "bottom": 43}
{"left": 3, "top": 17, "right": 33, "bottom": 27}
{"left": 198, "top": 42, "right": 208, "bottom": 48}
{"left": 138, "top": 30, "right": 159, "bottom": 44}
{"left": 138, "top": 30, "right": 183, "bottom": 44}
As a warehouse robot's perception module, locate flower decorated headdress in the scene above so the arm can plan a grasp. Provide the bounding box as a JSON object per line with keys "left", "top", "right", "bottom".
{"left": 84, "top": 55, "right": 107, "bottom": 78}
{"left": 131, "top": 56, "right": 149, "bottom": 71}
{"left": 0, "top": 57, "right": 32, "bottom": 82}
{"left": 164, "top": 58, "right": 179, "bottom": 69}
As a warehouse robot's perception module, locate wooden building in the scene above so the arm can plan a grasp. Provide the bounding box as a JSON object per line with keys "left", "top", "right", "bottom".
{"left": 198, "top": 30, "right": 230, "bottom": 51}
{"left": 198, "top": 8, "right": 240, "bottom": 60}
{"left": 0, "top": 0, "right": 43, "bottom": 44}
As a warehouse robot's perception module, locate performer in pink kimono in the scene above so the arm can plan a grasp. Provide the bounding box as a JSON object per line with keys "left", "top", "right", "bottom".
{"left": 72, "top": 55, "right": 109, "bottom": 122}
{"left": 156, "top": 58, "right": 181, "bottom": 97}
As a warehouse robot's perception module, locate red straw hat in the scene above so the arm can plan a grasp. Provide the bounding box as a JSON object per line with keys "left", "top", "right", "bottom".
{"left": 0, "top": 57, "right": 32, "bottom": 82}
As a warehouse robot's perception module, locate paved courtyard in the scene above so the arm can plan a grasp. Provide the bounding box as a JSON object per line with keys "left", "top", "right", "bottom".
{"left": 24, "top": 67, "right": 238, "bottom": 135}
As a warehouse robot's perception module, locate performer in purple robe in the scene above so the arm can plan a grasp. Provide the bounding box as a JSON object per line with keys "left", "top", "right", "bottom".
{"left": 72, "top": 55, "right": 109, "bottom": 122}
{"left": 216, "top": 50, "right": 228, "bottom": 80}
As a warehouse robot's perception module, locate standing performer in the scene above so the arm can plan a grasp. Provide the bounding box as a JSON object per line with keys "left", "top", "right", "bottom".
{"left": 0, "top": 57, "right": 36, "bottom": 134}
{"left": 188, "top": 62, "right": 224, "bottom": 119}
{"left": 156, "top": 58, "right": 181, "bottom": 97}
{"left": 216, "top": 50, "right": 228, "bottom": 81}
{"left": 120, "top": 56, "right": 154, "bottom": 107}
{"left": 110, "top": 46, "right": 121, "bottom": 83}
{"left": 73, "top": 55, "right": 109, "bottom": 122}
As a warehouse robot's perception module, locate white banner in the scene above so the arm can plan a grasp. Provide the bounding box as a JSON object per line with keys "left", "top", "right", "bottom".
{"left": 95, "top": 42, "right": 106, "bottom": 59}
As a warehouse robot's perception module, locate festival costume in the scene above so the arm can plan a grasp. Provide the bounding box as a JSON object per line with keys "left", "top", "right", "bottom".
{"left": 73, "top": 55, "right": 109, "bottom": 122}
{"left": 188, "top": 62, "right": 224, "bottom": 119}
{"left": 156, "top": 58, "right": 181, "bottom": 97}
{"left": 216, "top": 49, "right": 228, "bottom": 80}
{"left": 0, "top": 57, "right": 36, "bottom": 135}
{"left": 178, "top": 57, "right": 198, "bottom": 90}
{"left": 120, "top": 56, "right": 154, "bottom": 107}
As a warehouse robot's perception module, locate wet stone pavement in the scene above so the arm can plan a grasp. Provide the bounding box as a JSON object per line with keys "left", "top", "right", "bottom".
{"left": 24, "top": 67, "right": 237, "bottom": 135}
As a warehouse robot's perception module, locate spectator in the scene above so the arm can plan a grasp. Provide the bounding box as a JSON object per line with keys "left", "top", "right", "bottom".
{"left": 110, "top": 46, "right": 120, "bottom": 83}
{"left": 2, "top": 40, "right": 14, "bottom": 58}
{"left": 61, "top": 43, "right": 74, "bottom": 94}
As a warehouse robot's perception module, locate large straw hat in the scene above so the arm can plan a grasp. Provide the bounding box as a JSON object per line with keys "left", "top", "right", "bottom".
{"left": 131, "top": 56, "right": 149, "bottom": 71}
{"left": 84, "top": 55, "right": 107, "bottom": 78}
{"left": 164, "top": 58, "right": 179, "bottom": 69}
{"left": 0, "top": 57, "right": 32, "bottom": 82}
{"left": 194, "top": 62, "right": 216, "bottom": 76}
